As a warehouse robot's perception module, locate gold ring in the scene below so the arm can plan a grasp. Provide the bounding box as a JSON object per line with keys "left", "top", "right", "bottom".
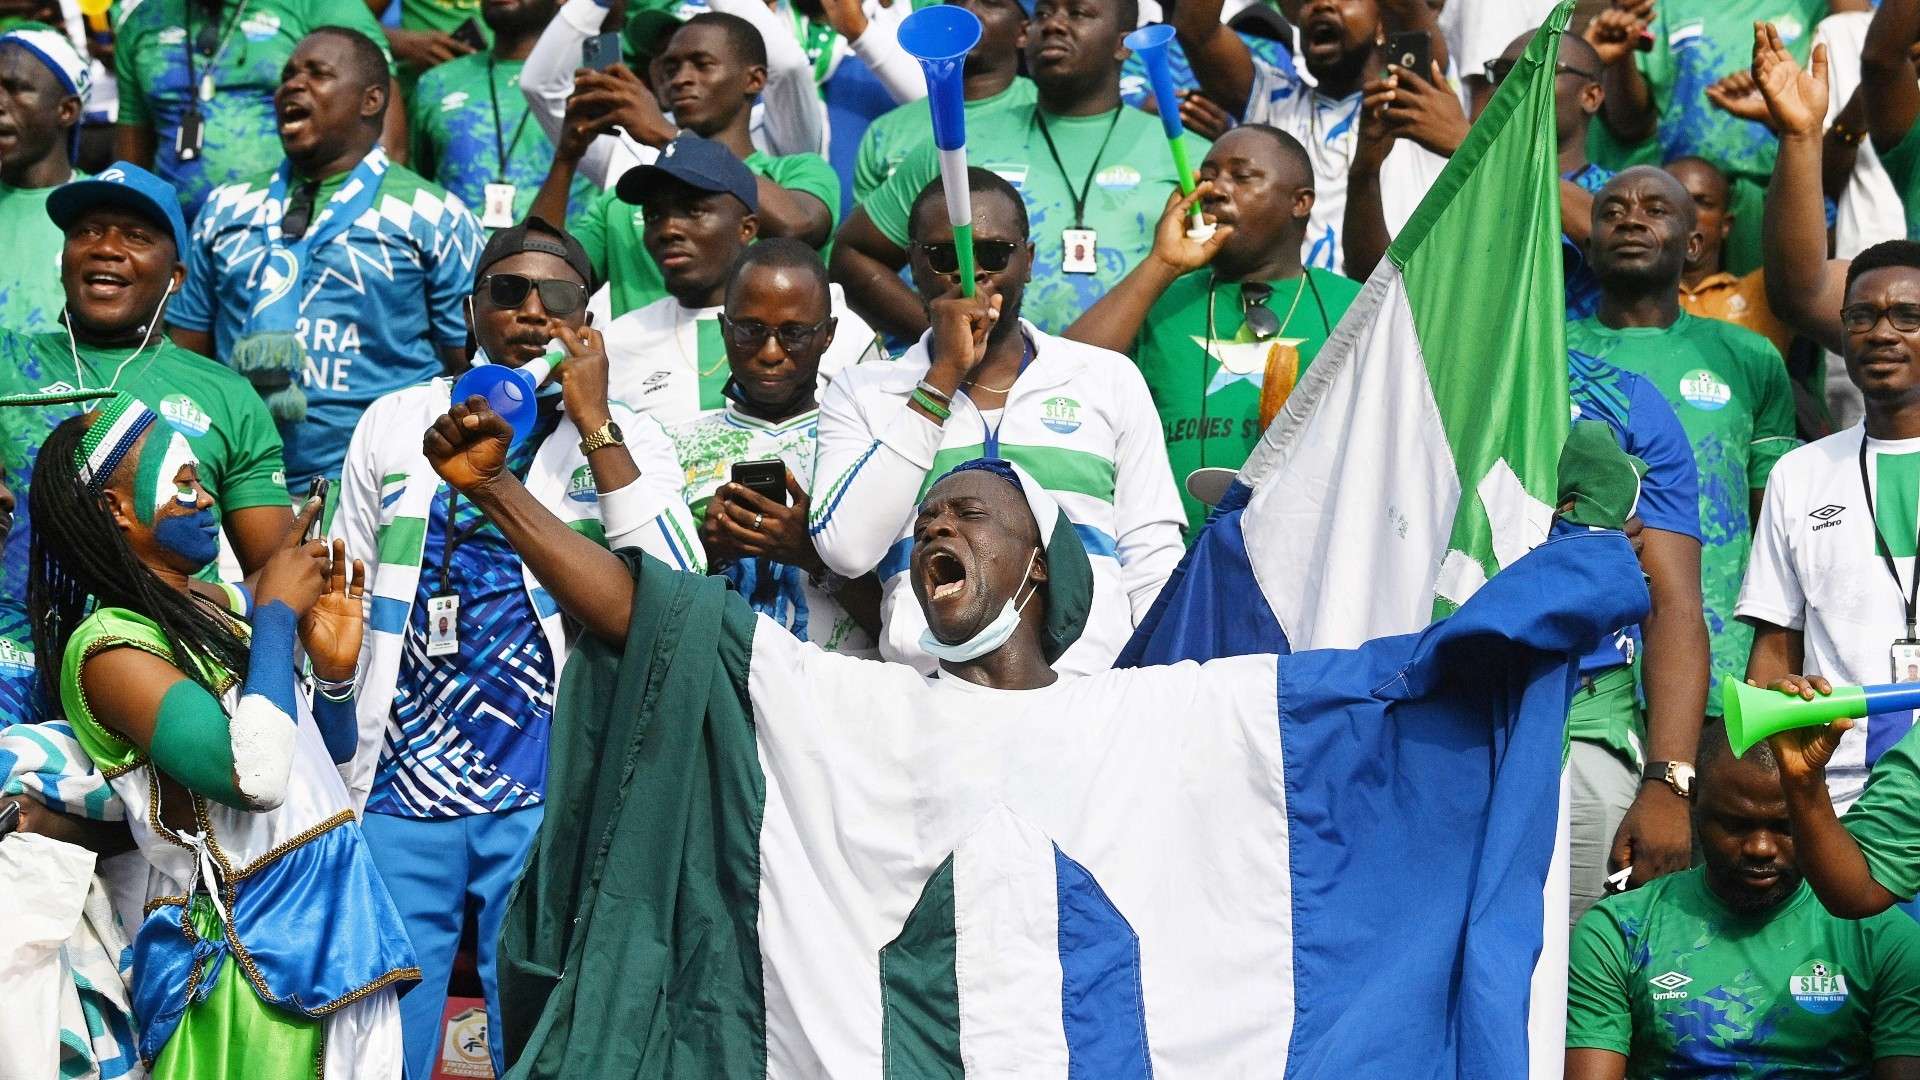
{"left": 753, "top": 513, "right": 764, "bottom": 531}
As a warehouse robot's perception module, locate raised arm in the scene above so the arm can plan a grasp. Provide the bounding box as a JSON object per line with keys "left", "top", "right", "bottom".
{"left": 1172, "top": 0, "right": 1255, "bottom": 122}
{"left": 1757, "top": 26, "right": 1849, "bottom": 354}
{"left": 425, "top": 398, "right": 636, "bottom": 643}
{"left": 1342, "top": 80, "right": 1398, "bottom": 282}
{"left": 830, "top": 209, "right": 931, "bottom": 340}
{"left": 1063, "top": 184, "right": 1232, "bottom": 353}
{"left": 1862, "top": 0, "right": 1920, "bottom": 154}
{"left": 1767, "top": 681, "right": 1901, "bottom": 918}
{"left": 1585, "top": 3, "right": 1654, "bottom": 146}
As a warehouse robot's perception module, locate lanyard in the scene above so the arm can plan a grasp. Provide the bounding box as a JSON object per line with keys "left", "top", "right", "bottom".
{"left": 1032, "top": 108, "right": 1122, "bottom": 230}
{"left": 975, "top": 333, "right": 1034, "bottom": 459}
{"left": 183, "top": 0, "right": 247, "bottom": 103}
{"left": 1858, "top": 435, "right": 1920, "bottom": 638}
{"left": 437, "top": 488, "right": 492, "bottom": 595}
{"left": 487, "top": 58, "right": 532, "bottom": 183}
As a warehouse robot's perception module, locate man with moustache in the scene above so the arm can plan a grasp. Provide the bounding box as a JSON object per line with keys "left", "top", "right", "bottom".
{"left": 1565, "top": 728, "right": 1920, "bottom": 1079}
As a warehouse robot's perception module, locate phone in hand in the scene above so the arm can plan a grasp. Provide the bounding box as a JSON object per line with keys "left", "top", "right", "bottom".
{"left": 582, "top": 31, "right": 622, "bottom": 72}
{"left": 304, "top": 477, "right": 330, "bottom": 542}
{"left": 1385, "top": 30, "right": 1432, "bottom": 81}
{"left": 731, "top": 459, "right": 789, "bottom": 507}
{"left": 452, "top": 16, "right": 486, "bottom": 52}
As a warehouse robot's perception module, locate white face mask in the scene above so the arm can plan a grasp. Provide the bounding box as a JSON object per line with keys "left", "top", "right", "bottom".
{"left": 918, "top": 547, "right": 1040, "bottom": 663}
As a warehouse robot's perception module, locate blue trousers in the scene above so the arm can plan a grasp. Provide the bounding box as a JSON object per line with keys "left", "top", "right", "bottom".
{"left": 362, "top": 803, "right": 544, "bottom": 1080}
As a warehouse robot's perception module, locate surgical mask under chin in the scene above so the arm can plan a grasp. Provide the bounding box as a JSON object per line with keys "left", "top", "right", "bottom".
{"left": 918, "top": 548, "right": 1040, "bottom": 664}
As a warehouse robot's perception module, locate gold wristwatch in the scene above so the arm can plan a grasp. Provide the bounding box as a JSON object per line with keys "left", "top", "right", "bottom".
{"left": 578, "top": 419, "right": 624, "bottom": 456}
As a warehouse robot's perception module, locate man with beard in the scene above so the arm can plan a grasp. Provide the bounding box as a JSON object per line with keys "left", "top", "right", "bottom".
{"left": 1064, "top": 124, "right": 1360, "bottom": 536}
{"left": 169, "top": 27, "right": 482, "bottom": 495}
{"left": 812, "top": 167, "right": 1183, "bottom": 673}
{"left": 1173, "top": 0, "right": 1449, "bottom": 275}
{"left": 408, "top": 0, "right": 595, "bottom": 228}
{"left": 1565, "top": 727, "right": 1920, "bottom": 1079}
{"left": 832, "top": 0, "right": 1209, "bottom": 338}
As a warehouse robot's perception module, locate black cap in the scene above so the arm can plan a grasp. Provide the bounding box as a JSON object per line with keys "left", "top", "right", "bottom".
{"left": 615, "top": 133, "right": 759, "bottom": 214}
{"left": 474, "top": 215, "right": 595, "bottom": 291}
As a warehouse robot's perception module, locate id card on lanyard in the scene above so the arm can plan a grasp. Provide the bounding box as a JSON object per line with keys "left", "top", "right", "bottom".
{"left": 1858, "top": 436, "right": 1920, "bottom": 762}
{"left": 1033, "top": 108, "right": 1121, "bottom": 276}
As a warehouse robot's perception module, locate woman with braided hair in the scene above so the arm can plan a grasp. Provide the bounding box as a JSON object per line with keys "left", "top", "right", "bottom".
{"left": 27, "top": 395, "right": 416, "bottom": 1079}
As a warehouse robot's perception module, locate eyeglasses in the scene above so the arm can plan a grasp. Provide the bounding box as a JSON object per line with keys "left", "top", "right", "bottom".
{"left": 916, "top": 240, "right": 1021, "bottom": 276}
{"left": 477, "top": 273, "right": 590, "bottom": 316}
{"left": 1842, "top": 303, "right": 1920, "bottom": 334}
{"left": 1240, "top": 281, "right": 1280, "bottom": 340}
{"left": 719, "top": 313, "right": 834, "bottom": 353}
{"left": 1484, "top": 59, "right": 1600, "bottom": 85}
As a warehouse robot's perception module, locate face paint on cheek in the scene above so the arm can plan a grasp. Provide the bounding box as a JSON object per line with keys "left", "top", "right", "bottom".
{"left": 133, "top": 431, "right": 199, "bottom": 525}
{"left": 153, "top": 509, "right": 220, "bottom": 569}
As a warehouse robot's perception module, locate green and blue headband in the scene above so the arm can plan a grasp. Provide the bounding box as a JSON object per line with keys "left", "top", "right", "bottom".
{"left": 73, "top": 393, "right": 157, "bottom": 494}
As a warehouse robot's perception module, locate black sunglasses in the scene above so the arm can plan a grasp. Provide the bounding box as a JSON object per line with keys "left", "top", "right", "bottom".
{"left": 1485, "top": 59, "right": 1599, "bottom": 85}
{"left": 719, "top": 313, "right": 834, "bottom": 353}
{"left": 917, "top": 240, "right": 1021, "bottom": 276}
{"left": 477, "top": 273, "right": 589, "bottom": 316}
{"left": 1240, "top": 281, "right": 1280, "bottom": 340}
{"left": 1842, "top": 303, "right": 1920, "bottom": 334}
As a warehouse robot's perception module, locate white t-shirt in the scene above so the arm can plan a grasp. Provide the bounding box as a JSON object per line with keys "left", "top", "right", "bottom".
{"left": 1244, "top": 57, "right": 1448, "bottom": 275}
{"left": 1738, "top": 425, "right": 1920, "bottom": 807}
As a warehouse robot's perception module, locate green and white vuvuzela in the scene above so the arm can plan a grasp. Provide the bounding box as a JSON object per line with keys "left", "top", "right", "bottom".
{"left": 1721, "top": 675, "right": 1920, "bottom": 755}
{"left": 899, "top": 5, "right": 984, "bottom": 296}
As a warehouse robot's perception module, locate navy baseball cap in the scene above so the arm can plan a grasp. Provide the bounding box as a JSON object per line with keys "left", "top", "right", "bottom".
{"left": 616, "top": 133, "right": 758, "bottom": 214}
{"left": 47, "top": 162, "right": 191, "bottom": 257}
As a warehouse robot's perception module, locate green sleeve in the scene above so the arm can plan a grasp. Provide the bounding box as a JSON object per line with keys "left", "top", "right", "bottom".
{"left": 1844, "top": 732, "right": 1920, "bottom": 901}
{"left": 309, "top": 0, "right": 397, "bottom": 71}
{"left": 408, "top": 72, "right": 441, "bottom": 181}
{"left": 853, "top": 116, "right": 895, "bottom": 204}
{"left": 149, "top": 681, "right": 248, "bottom": 809}
{"left": 1882, "top": 121, "right": 1920, "bottom": 197}
{"left": 1565, "top": 906, "right": 1635, "bottom": 1054}
{"left": 1746, "top": 337, "right": 1797, "bottom": 491}
{"left": 865, "top": 140, "right": 939, "bottom": 248}
{"left": 763, "top": 152, "right": 844, "bottom": 234}
{"left": 573, "top": 188, "right": 614, "bottom": 282}
{"left": 1869, "top": 913, "right": 1920, "bottom": 1060}
{"left": 113, "top": 14, "right": 149, "bottom": 127}
{"left": 212, "top": 381, "right": 292, "bottom": 510}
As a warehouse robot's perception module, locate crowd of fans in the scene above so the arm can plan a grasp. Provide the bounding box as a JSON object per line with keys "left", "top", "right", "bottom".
{"left": 7, "top": 0, "right": 1920, "bottom": 1075}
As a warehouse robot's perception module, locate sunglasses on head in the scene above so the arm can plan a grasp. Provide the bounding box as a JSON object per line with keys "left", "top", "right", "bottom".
{"left": 477, "top": 273, "right": 590, "bottom": 316}
{"left": 718, "top": 313, "right": 834, "bottom": 353}
{"left": 917, "top": 240, "right": 1021, "bottom": 276}
{"left": 1240, "top": 281, "right": 1280, "bottom": 340}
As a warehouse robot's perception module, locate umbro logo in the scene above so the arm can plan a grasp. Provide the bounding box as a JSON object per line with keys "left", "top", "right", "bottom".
{"left": 1811, "top": 504, "right": 1845, "bottom": 520}
{"left": 1650, "top": 970, "right": 1692, "bottom": 1000}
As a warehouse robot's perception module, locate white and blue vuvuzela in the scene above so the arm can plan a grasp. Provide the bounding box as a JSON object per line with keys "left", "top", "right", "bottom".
{"left": 899, "top": 5, "right": 983, "bottom": 296}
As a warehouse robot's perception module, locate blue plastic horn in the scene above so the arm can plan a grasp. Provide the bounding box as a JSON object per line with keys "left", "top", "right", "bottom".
{"left": 1124, "top": 22, "right": 1204, "bottom": 231}
{"left": 899, "top": 5, "right": 984, "bottom": 294}
{"left": 449, "top": 348, "right": 561, "bottom": 447}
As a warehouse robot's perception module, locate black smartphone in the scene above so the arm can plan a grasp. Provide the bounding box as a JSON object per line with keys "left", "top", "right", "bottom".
{"left": 582, "top": 30, "right": 623, "bottom": 72}
{"left": 731, "top": 459, "right": 789, "bottom": 507}
{"left": 1385, "top": 30, "right": 1432, "bottom": 81}
{"left": 452, "top": 16, "right": 486, "bottom": 52}
{"left": 0, "top": 799, "right": 19, "bottom": 839}
{"left": 304, "top": 477, "right": 330, "bottom": 542}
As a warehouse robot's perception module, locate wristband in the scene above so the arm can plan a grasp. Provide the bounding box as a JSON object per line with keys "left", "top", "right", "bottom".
{"left": 910, "top": 387, "right": 952, "bottom": 422}
{"left": 913, "top": 379, "right": 953, "bottom": 406}
{"left": 318, "top": 684, "right": 356, "bottom": 704}
{"left": 313, "top": 672, "right": 356, "bottom": 695}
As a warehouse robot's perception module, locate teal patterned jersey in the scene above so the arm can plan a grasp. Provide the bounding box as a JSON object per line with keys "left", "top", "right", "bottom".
{"left": 1568, "top": 313, "right": 1797, "bottom": 707}
{"left": 170, "top": 160, "right": 483, "bottom": 486}
{"left": 1569, "top": 868, "right": 1920, "bottom": 1078}
{"left": 114, "top": 0, "right": 392, "bottom": 217}
{"left": 0, "top": 177, "right": 79, "bottom": 335}
{"left": 408, "top": 54, "right": 593, "bottom": 229}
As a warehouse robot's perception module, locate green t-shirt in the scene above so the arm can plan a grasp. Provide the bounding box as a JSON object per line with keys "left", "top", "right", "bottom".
{"left": 114, "top": 0, "right": 393, "bottom": 217}
{"left": 398, "top": 0, "right": 483, "bottom": 38}
{"left": 1878, "top": 124, "right": 1920, "bottom": 242}
{"left": 1842, "top": 724, "right": 1920, "bottom": 902}
{"left": 409, "top": 54, "right": 593, "bottom": 228}
{"left": 864, "top": 104, "right": 1211, "bottom": 335}
{"left": 853, "top": 77, "right": 1038, "bottom": 203}
{"left": 1133, "top": 268, "right": 1361, "bottom": 535}
{"left": 1567, "top": 867, "right": 1920, "bottom": 1078}
{"left": 574, "top": 149, "right": 842, "bottom": 319}
{"left": 0, "top": 177, "right": 80, "bottom": 336}
{"left": 1567, "top": 312, "right": 1797, "bottom": 703}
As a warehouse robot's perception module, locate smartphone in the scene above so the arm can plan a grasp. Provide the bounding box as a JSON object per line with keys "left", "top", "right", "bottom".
{"left": 1385, "top": 30, "right": 1431, "bottom": 81}
{"left": 452, "top": 16, "right": 486, "bottom": 52}
{"left": 304, "top": 477, "right": 330, "bottom": 542}
{"left": 731, "top": 459, "right": 789, "bottom": 507}
{"left": 0, "top": 799, "right": 19, "bottom": 839}
{"left": 582, "top": 30, "right": 623, "bottom": 72}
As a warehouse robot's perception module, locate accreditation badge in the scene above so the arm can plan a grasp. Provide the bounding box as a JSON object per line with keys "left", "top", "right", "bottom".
{"left": 426, "top": 593, "right": 460, "bottom": 658}
{"left": 1894, "top": 639, "right": 1920, "bottom": 683}
{"left": 482, "top": 183, "right": 518, "bottom": 229}
{"left": 1061, "top": 228, "right": 1097, "bottom": 274}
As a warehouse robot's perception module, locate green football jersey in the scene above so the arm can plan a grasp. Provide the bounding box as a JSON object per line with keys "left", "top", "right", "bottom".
{"left": 0, "top": 177, "right": 79, "bottom": 336}
{"left": 1568, "top": 867, "right": 1920, "bottom": 1078}
{"left": 853, "top": 77, "right": 1037, "bottom": 202}
{"left": 1567, "top": 312, "right": 1797, "bottom": 706}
